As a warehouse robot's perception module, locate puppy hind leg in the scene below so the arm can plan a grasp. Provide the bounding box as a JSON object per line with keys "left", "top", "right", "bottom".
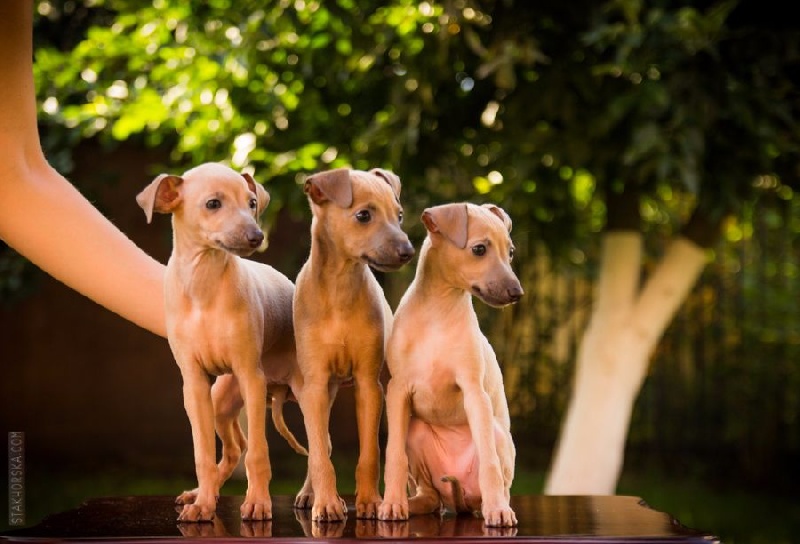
{"left": 407, "top": 463, "right": 441, "bottom": 516}
{"left": 407, "top": 482, "right": 441, "bottom": 515}
{"left": 408, "top": 492, "right": 440, "bottom": 516}
{"left": 213, "top": 375, "right": 247, "bottom": 490}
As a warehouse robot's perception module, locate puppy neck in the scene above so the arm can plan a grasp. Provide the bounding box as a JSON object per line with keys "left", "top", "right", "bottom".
{"left": 413, "top": 239, "right": 473, "bottom": 311}
{"left": 308, "top": 215, "right": 368, "bottom": 280}
{"left": 170, "top": 224, "right": 235, "bottom": 298}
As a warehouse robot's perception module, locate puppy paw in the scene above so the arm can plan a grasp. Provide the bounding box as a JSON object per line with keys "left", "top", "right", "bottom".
{"left": 377, "top": 501, "right": 409, "bottom": 521}
{"left": 294, "top": 490, "right": 313, "bottom": 510}
{"left": 175, "top": 488, "right": 199, "bottom": 505}
{"left": 241, "top": 498, "right": 273, "bottom": 521}
{"left": 177, "top": 502, "right": 215, "bottom": 522}
{"left": 355, "top": 492, "right": 382, "bottom": 519}
{"left": 311, "top": 495, "right": 347, "bottom": 522}
{"left": 483, "top": 505, "right": 517, "bottom": 528}
{"left": 293, "top": 478, "right": 314, "bottom": 509}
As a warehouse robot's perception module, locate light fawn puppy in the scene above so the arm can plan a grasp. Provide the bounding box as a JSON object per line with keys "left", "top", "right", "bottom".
{"left": 379, "top": 202, "right": 523, "bottom": 527}
{"left": 293, "top": 167, "right": 414, "bottom": 522}
{"left": 136, "top": 162, "right": 302, "bottom": 522}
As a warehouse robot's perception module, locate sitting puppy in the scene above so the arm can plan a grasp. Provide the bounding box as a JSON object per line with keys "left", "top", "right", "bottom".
{"left": 378, "top": 202, "right": 523, "bottom": 528}
{"left": 136, "top": 162, "right": 300, "bottom": 522}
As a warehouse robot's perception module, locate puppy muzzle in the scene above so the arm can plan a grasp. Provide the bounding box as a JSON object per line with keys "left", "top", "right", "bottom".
{"left": 214, "top": 225, "right": 264, "bottom": 256}
{"left": 471, "top": 280, "right": 524, "bottom": 307}
{"left": 363, "top": 239, "right": 415, "bottom": 272}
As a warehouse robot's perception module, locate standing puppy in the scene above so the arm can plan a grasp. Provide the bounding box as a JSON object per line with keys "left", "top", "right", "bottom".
{"left": 378, "top": 202, "right": 523, "bottom": 527}
{"left": 136, "top": 162, "right": 297, "bottom": 522}
{"left": 293, "top": 167, "right": 414, "bottom": 522}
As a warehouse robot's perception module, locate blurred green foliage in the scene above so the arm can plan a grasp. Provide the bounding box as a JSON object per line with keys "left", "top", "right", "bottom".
{"left": 32, "top": 0, "right": 798, "bottom": 252}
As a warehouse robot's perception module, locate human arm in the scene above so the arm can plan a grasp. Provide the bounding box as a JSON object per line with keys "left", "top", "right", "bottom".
{"left": 0, "top": 1, "right": 166, "bottom": 337}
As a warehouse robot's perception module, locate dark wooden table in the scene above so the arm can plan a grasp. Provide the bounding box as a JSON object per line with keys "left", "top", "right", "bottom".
{"left": 1, "top": 495, "right": 720, "bottom": 543}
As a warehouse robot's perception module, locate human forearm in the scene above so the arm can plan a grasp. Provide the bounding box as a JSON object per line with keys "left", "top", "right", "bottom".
{"left": 0, "top": 157, "right": 167, "bottom": 337}
{"left": 0, "top": 1, "right": 167, "bottom": 337}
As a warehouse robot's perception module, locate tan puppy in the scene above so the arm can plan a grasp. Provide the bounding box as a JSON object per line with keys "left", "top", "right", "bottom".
{"left": 378, "top": 202, "right": 523, "bottom": 527}
{"left": 136, "top": 162, "right": 299, "bottom": 522}
{"left": 293, "top": 167, "right": 414, "bottom": 522}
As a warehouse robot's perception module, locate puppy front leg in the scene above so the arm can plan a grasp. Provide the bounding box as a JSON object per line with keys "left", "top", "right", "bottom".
{"left": 294, "top": 382, "right": 336, "bottom": 510}
{"left": 300, "top": 375, "right": 346, "bottom": 522}
{"left": 353, "top": 366, "right": 384, "bottom": 519}
{"left": 461, "top": 384, "right": 517, "bottom": 528}
{"left": 486, "top": 362, "right": 516, "bottom": 504}
{"left": 497, "top": 425, "right": 515, "bottom": 504}
{"left": 378, "top": 377, "right": 411, "bottom": 521}
{"left": 238, "top": 366, "right": 272, "bottom": 520}
{"left": 179, "top": 367, "right": 219, "bottom": 522}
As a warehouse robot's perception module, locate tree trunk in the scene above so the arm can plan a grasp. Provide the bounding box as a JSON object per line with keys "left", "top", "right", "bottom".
{"left": 544, "top": 189, "right": 719, "bottom": 495}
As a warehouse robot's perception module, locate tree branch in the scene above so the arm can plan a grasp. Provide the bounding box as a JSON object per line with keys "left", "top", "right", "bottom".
{"left": 604, "top": 181, "right": 641, "bottom": 233}
{"left": 679, "top": 203, "right": 726, "bottom": 250}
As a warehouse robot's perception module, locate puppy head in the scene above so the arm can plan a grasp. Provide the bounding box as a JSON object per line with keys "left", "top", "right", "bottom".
{"left": 304, "top": 167, "right": 414, "bottom": 271}
{"left": 136, "top": 162, "right": 270, "bottom": 257}
{"left": 421, "top": 202, "right": 523, "bottom": 307}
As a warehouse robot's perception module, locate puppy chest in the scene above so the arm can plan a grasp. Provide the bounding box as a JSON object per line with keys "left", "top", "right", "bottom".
{"left": 405, "top": 355, "right": 457, "bottom": 389}
{"left": 169, "top": 312, "right": 259, "bottom": 375}
{"left": 410, "top": 378, "right": 467, "bottom": 425}
{"left": 411, "top": 390, "right": 467, "bottom": 425}
{"left": 312, "top": 321, "right": 383, "bottom": 376}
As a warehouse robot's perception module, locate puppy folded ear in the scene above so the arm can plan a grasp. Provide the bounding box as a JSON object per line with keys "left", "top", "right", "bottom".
{"left": 304, "top": 168, "right": 353, "bottom": 208}
{"left": 421, "top": 203, "right": 469, "bottom": 249}
{"left": 482, "top": 203, "right": 512, "bottom": 232}
{"left": 136, "top": 174, "right": 184, "bottom": 224}
{"left": 242, "top": 172, "right": 271, "bottom": 216}
{"left": 369, "top": 168, "right": 401, "bottom": 199}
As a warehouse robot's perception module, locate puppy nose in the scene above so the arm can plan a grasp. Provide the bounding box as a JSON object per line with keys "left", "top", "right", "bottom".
{"left": 397, "top": 242, "right": 415, "bottom": 263}
{"left": 507, "top": 284, "right": 524, "bottom": 303}
{"left": 246, "top": 228, "right": 264, "bottom": 248}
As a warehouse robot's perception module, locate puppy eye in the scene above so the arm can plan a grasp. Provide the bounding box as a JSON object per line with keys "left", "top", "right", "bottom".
{"left": 249, "top": 198, "right": 257, "bottom": 210}
{"left": 206, "top": 199, "right": 221, "bottom": 210}
{"left": 398, "top": 211, "right": 404, "bottom": 224}
{"left": 355, "top": 210, "right": 372, "bottom": 224}
{"left": 472, "top": 244, "right": 486, "bottom": 257}
{"left": 509, "top": 247, "right": 515, "bottom": 261}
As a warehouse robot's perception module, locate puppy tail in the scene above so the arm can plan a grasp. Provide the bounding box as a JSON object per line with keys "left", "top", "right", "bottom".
{"left": 441, "top": 475, "right": 469, "bottom": 513}
{"left": 270, "top": 384, "right": 309, "bottom": 456}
